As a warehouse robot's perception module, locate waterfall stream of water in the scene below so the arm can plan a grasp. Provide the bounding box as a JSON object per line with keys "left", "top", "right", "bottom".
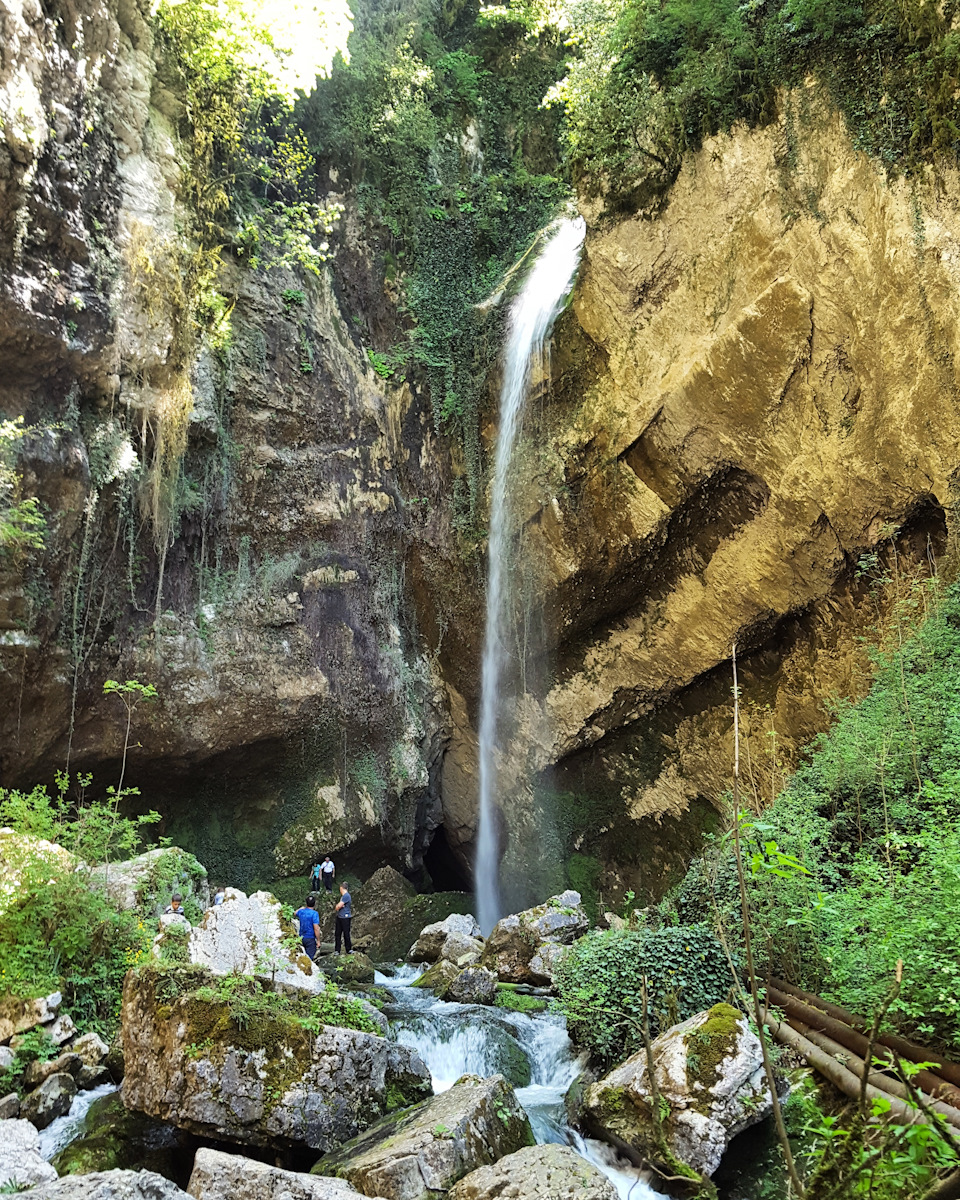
{"left": 475, "top": 217, "right": 587, "bottom": 936}
{"left": 377, "top": 967, "right": 669, "bottom": 1200}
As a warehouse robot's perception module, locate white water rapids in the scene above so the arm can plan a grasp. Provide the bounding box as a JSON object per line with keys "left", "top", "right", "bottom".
{"left": 376, "top": 966, "right": 669, "bottom": 1200}
{"left": 475, "top": 217, "right": 587, "bottom": 937}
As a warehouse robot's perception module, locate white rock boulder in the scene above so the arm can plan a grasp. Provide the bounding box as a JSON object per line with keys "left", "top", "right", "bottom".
{"left": 408, "top": 913, "right": 482, "bottom": 963}
{"left": 0, "top": 1117, "right": 58, "bottom": 1187}
{"left": 480, "top": 892, "right": 587, "bottom": 986}
{"left": 188, "top": 1147, "right": 385, "bottom": 1200}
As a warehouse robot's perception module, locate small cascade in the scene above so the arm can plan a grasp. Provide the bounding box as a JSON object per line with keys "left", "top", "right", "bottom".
{"left": 376, "top": 969, "right": 668, "bottom": 1200}
{"left": 475, "top": 217, "right": 587, "bottom": 936}
{"left": 39, "top": 1081, "right": 118, "bottom": 1161}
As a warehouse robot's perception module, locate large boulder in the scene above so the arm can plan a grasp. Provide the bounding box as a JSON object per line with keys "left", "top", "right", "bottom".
{"left": 188, "top": 1147, "right": 385, "bottom": 1200}
{"left": 447, "top": 1143, "right": 618, "bottom": 1200}
{"left": 348, "top": 868, "right": 417, "bottom": 960}
{"left": 408, "top": 914, "right": 482, "bottom": 963}
{"left": 0, "top": 1117, "right": 58, "bottom": 1188}
{"left": 445, "top": 968, "right": 497, "bottom": 1006}
{"left": 0, "top": 990, "right": 62, "bottom": 1043}
{"left": 93, "top": 848, "right": 208, "bottom": 916}
{"left": 314, "top": 953, "right": 376, "bottom": 988}
{"left": 314, "top": 1075, "right": 533, "bottom": 1200}
{"left": 121, "top": 966, "right": 431, "bottom": 1151}
{"left": 584, "top": 1003, "right": 778, "bottom": 1178}
{"left": 21, "top": 1071, "right": 77, "bottom": 1129}
{"left": 185, "top": 889, "right": 319, "bottom": 990}
{"left": 439, "top": 934, "right": 483, "bottom": 969}
{"left": 411, "top": 960, "right": 460, "bottom": 994}
{"left": 27, "top": 1169, "right": 192, "bottom": 1199}
{"left": 481, "top": 893, "right": 587, "bottom": 986}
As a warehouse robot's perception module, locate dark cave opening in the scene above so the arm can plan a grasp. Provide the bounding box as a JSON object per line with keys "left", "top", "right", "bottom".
{"left": 424, "top": 824, "right": 472, "bottom": 892}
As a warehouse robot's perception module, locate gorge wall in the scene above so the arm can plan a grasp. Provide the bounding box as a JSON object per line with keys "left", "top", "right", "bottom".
{"left": 2, "top": 0, "right": 959, "bottom": 910}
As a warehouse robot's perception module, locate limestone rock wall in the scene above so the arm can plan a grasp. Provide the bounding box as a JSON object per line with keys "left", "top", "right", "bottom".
{"left": 438, "top": 95, "right": 960, "bottom": 911}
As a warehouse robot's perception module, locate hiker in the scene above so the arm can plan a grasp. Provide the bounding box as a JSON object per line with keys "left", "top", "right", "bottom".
{"left": 163, "top": 894, "right": 189, "bottom": 924}
{"left": 213, "top": 886, "right": 225, "bottom": 906}
{"left": 310, "top": 861, "right": 322, "bottom": 891}
{"left": 295, "top": 894, "right": 321, "bottom": 961}
{"left": 320, "top": 855, "right": 336, "bottom": 892}
{"left": 334, "top": 882, "right": 352, "bottom": 954}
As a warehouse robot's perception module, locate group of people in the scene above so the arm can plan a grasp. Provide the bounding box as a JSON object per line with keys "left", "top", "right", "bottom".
{"left": 161, "top": 857, "right": 354, "bottom": 964}
{"left": 295, "top": 877, "right": 352, "bottom": 961}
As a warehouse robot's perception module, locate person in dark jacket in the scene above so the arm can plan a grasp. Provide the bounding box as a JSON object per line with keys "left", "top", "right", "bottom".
{"left": 334, "top": 882, "right": 352, "bottom": 954}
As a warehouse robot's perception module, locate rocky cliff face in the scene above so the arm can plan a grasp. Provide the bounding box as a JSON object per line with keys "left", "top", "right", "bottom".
{"left": 0, "top": 0, "right": 456, "bottom": 889}
{"left": 439, "top": 94, "right": 958, "bottom": 910}
{"left": 3, "top": 0, "right": 959, "bottom": 912}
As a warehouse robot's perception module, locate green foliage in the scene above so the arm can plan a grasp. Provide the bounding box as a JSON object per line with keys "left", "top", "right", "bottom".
{"left": 550, "top": 0, "right": 960, "bottom": 212}
{"left": 493, "top": 985, "right": 548, "bottom": 1013}
{"left": 302, "top": 0, "right": 568, "bottom": 513}
{"left": 0, "top": 418, "right": 47, "bottom": 568}
{"left": 554, "top": 923, "right": 731, "bottom": 1067}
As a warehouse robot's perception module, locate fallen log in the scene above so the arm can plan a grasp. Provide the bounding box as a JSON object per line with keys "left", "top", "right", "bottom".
{"left": 786, "top": 1018, "right": 960, "bottom": 1132}
{"left": 771, "top": 978, "right": 960, "bottom": 1090}
{"left": 767, "top": 985, "right": 960, "bottom": 1109}
{"left": 763, "top": 1012, "right": 933, "bottom": 1128}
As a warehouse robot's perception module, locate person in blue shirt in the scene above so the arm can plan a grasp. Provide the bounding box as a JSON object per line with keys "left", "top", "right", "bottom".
{"left": 294, "top": 895, "right": 321, "bottom": 960}
{"left": 334, "top": 882, "right": 352, "bottom": 954}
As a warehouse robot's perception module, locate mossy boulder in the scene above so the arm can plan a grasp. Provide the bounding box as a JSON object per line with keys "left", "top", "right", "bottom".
{"left": 312, "top": 1074, "right": 533, "bottom": 1199}
{"left": 315, "top": 952, "right": 376, "bottom": 987}
{"left": 120, "top": 965, "right": 430, "bottom": 1151}
{"left": 480, "top": 892, "right": 586, "bottom": 986}
{"left": 583, "top": 1003, "right": 778, "bottom": 1178}
{"left": 412, "top": 959, "right": 460, "bottom": 993}
{"left": 52, "top": 1092, "right": 195, "bottom": 1178}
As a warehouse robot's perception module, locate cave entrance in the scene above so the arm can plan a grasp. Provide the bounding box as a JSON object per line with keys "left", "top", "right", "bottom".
{"left": 424, "top": 824, "right": 472, "bottom": 892}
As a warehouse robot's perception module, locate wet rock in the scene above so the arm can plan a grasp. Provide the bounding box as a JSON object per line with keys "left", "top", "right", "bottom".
{"left": 481, "top": 893, "right": 587, "bottom": 986}
{"left": 314, "top": 952, "right": 376, "bottom": 987}
{"left": 21, "top": 1071, "right": 78, "bottom": 1129}
{"left": 188, "top": 1147, "right": 383, "bottom": 1200}
{"left": 445, "top": 967, "right": 497, "bottom": 1006}
{"left": 313, "top": 1074, "right": 533, "bottom": 1200}
{"left": 28, "top": 1168, "right": 192, "bottom": 1199}
{"left": 408, "top": 914, "right": 482, "bottom": 963}
{"left": 77, "top": 1065, "right": 112, "bottom": 1090}
{"left": 0, "top": 991, "right": 62, "bottom": 1043}
{"left": 0, "top": 1117, "right": 58, "bottom": 1186}
{"left": 584, "top": 1003, "right": 777, "bottom": 1178}
{"left": 0, "top": 1092, "right": 19, "bottom": 1119}
{"left": 447, "top": 1143, "right": 618, "bottom": 1200}
{"left": 72, "top": 1031, "right": 109, "bottom": 1067}
{"left": 412, "top": 960, "right": 460, "bottom": 993}
{"left": 52, "top": 1091, "right": 194, "bottom": 1178}
{"left": 440, "top": 934, "right": 483, "bottom": 969}
{"left": 121, "top": 966, "right": 431, "bottom": 1151}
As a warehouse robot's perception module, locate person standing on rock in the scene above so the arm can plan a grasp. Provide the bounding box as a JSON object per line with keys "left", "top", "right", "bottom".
{"left": 295, "top": 895, "right": 321, "bottom": 961}
{"left": 320, "top": 855, "right": 336, "bottom": 893}
{"left": 310, "top": 861, "right": 322, "bottom": 891}
{"left": 334, "top": 882, "right": 352, "bottom": 954}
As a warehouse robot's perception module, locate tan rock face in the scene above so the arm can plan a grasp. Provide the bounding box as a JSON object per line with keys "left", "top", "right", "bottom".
{"left": 439, "top": 93, "right": 959, "bottom": 909}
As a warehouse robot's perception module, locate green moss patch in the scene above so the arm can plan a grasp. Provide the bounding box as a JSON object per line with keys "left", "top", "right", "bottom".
{"left": 684, "top": 1003, "right": 743, "bottom": 1112}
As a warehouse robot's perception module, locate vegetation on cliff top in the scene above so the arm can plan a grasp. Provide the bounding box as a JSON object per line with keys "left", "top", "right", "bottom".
{"left": 549, "top": 0, "right": 960, "bottom": 213}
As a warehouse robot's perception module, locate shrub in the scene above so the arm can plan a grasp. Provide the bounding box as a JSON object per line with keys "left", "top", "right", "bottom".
{"left": 554, "top": 924, "right": 732, "bottom": 1068}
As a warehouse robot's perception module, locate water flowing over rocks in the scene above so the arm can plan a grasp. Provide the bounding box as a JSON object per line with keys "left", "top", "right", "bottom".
{"left": 444, "top": 967, "right": 497, "bottom": 1007}
{"left": 584, "top": 1003, "right": 776, "bottom": 1178}
{"left": 188, "top": 1148, "right": 385, "bottom": 1200}
{"left": 0, "top": 1117, "right": 58, "bottom": 1187}
{"left": 480, "top": 893, "right": 587, "bottom": 986}
{"left": 447, "top": 1143, "right": 619, "bottom": 1200}
{"left": 313, "top": 1074, "right": 534, "bottom": 1200}
{"left": 120, "top": 967, "right": 431, "bottom": 1151}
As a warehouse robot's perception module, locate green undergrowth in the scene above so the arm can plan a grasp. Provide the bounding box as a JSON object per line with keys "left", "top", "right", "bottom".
{"left": 550, "top": 0, "right": 960, "bottom": 215}
{"left": 0, "top": 1029, "right": 59, "bottom": 1099}
{"left": 143, "top": 965, "right": 378, "bottom": 1047}
{"left": 493, "top": 986, "right": 548, "bottom": 1014}
{"left": 301, "top": 0, "right": 568, "bottom": 521}
{"left": 554, "top": 922, "right": 731, "bottom": 1068}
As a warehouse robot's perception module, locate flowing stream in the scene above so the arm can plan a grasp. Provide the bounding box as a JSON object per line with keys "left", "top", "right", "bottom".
{"left": 376, "top": 966, "right": 669, "bottom": 1200}
{"left": 475, "top": 217, "right": 587, "bottom": 936}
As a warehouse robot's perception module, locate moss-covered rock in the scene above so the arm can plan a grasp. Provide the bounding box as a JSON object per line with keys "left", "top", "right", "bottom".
{"left": 412, "top": 959, "right": 460, "bottom": 993}
{"left": 312, "top": 1074, "right": 533, "bottom": 1199}
{"left": 583, "top": 1004, "right": 777, "bottom": 1179}
{"left": 51, "top": 1092, "right": 195, "bottom": 1178}
{"left": 480, "top": 892, "right": 587, "bottom": 986}
{"left": 120, "top": 965, "right": 431, "bottom": 1151}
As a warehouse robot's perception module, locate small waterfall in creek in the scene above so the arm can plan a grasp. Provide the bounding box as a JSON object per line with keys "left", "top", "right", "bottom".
{"left": 475, "top": 216, "right": 587, "bottom": 936}
{"left": 377, "top": 969, "right": 669, "bottom": 1200}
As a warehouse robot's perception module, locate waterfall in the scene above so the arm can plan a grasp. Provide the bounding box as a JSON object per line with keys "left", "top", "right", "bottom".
{"left": 475, "top": 216, "right": 586, "bottom": 935}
